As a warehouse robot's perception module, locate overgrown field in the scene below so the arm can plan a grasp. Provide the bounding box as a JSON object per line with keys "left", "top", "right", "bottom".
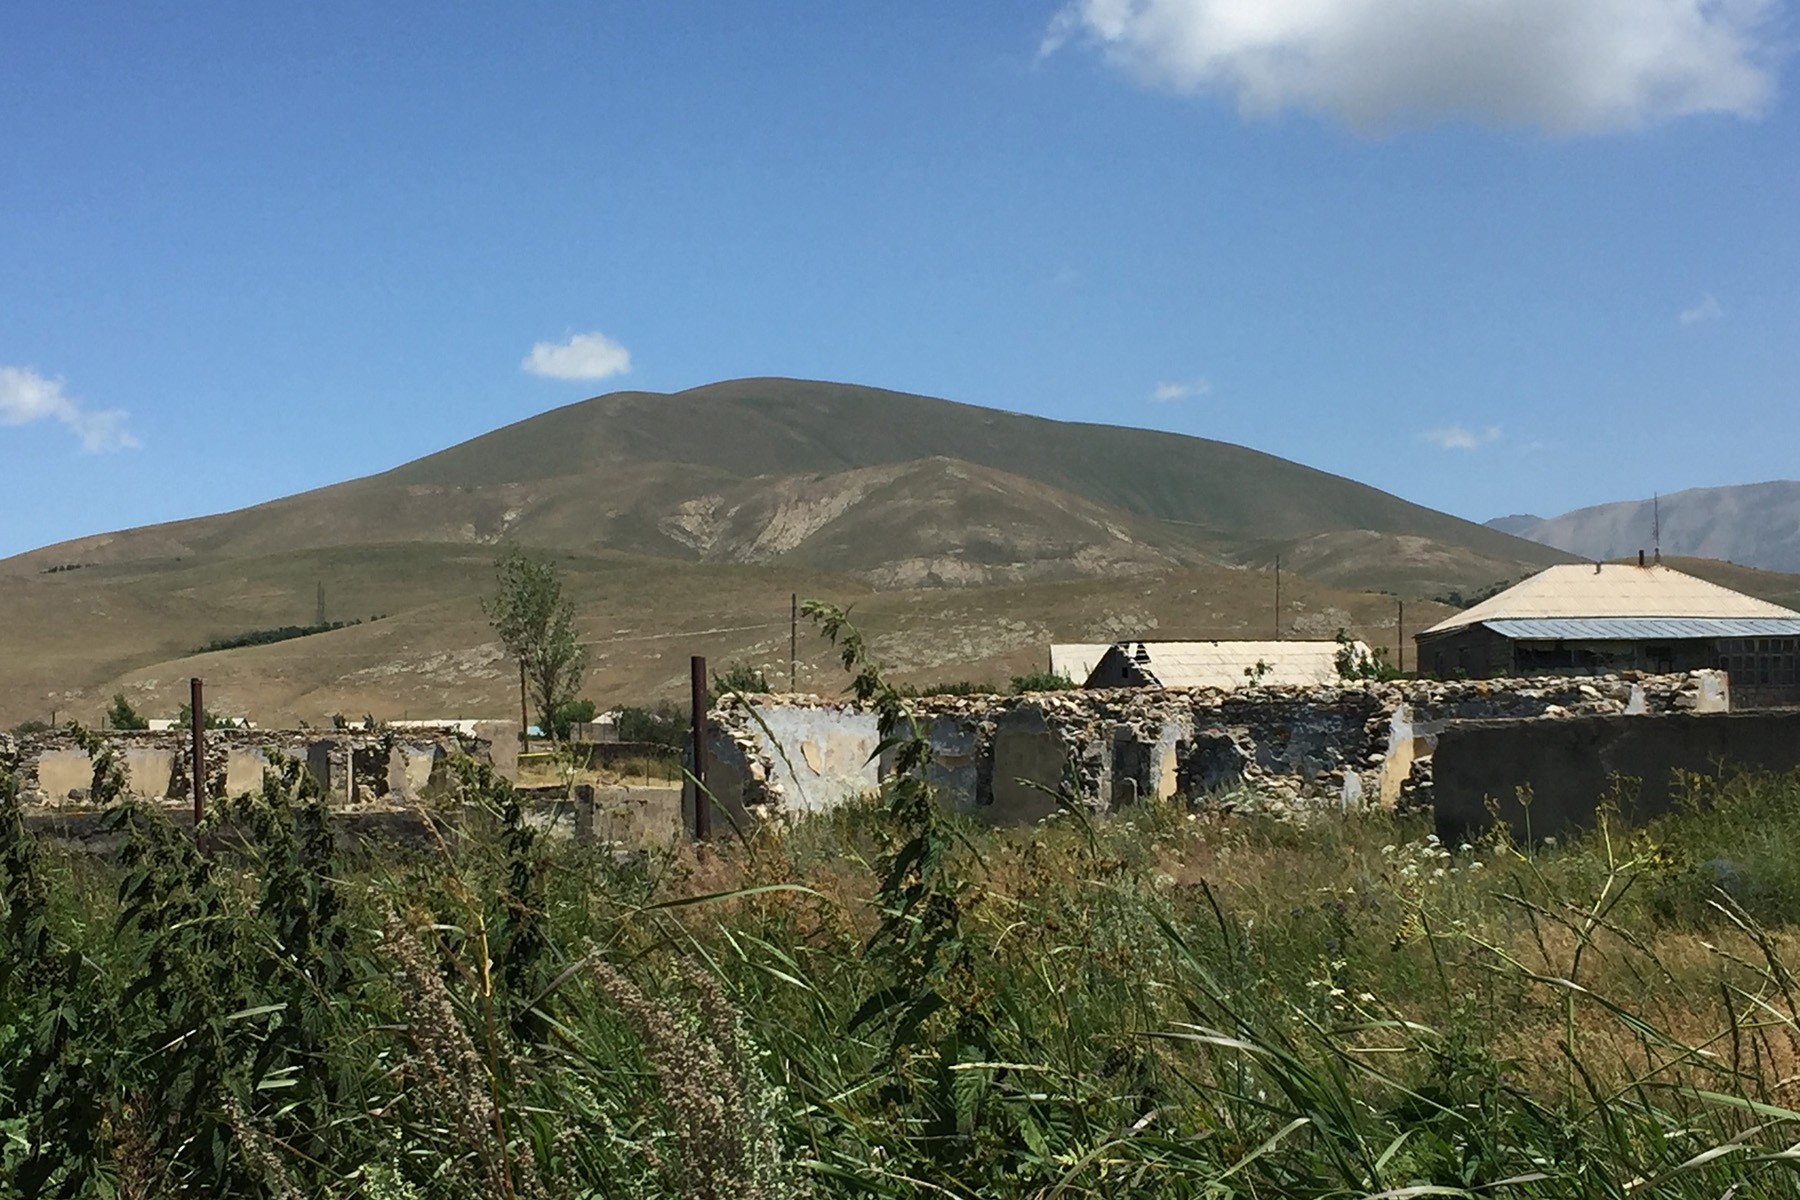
{"left": 12, "top": 716, "right": 1800, "bottom": 1194}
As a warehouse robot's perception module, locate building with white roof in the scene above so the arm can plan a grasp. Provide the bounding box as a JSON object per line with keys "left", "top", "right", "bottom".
{"left": 1084, "top": 639, "right": 1361, "bottom": 690}
{"left": 1414, "top": 561, "right": 1800, "bottom": 705}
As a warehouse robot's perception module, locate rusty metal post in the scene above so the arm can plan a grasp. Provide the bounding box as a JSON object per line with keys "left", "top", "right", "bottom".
{"left": 189, "top": 677, "right": 205, "bottom": 824}
{"left": 690, "top": 654, "right": 710, "bottom": 840}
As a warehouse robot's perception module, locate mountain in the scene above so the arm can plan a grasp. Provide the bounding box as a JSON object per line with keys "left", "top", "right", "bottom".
{"left": 12, "top": 378, "right": 1568, "bottom": 590}
{"left": 0, "top": 377, "right": 1581, "bottom": 726}
{"left": 1487, "top": 482, "right": 1800, "bottom": 574}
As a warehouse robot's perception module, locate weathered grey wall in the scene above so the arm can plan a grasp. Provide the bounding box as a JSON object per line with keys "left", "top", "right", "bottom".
{"left": 701, "top": 671, "right": 1727, "bottom": 830}
{"left": 1433, "top": 710, "right": 1800, "bottom": 844}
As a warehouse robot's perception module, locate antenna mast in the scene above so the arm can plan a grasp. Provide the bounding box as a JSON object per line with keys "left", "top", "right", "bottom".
{"left": 1652, "top": 494, "right": 1661, "bottom": 564}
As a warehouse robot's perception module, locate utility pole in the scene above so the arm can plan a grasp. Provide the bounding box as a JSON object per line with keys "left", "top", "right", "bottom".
{"left": 315, "top": 580, "right": 326, "bottom": 627}
{"left": 689, "top": 655, "right": 710, "bottom": 840}
{"left": 190, "top": 677, "right": 206, "bottom": 825}
{"left": 1273, "top": 556, "right": 1282, "bottom": 641}
{"left": 518, "top": 660, "right": 529, "bottom": 751}
{"left": 790, "top": 593, "right": 798, "bottom": 693}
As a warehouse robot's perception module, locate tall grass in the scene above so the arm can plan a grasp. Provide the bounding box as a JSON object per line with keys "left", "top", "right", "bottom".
{"left": 9, "top": 668, "right": 1800, "bottom": 1193}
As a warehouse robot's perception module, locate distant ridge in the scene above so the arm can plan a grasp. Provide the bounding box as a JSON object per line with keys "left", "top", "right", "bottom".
{"left": 1487, "top": 481, "right": 1800, "bottom": 574}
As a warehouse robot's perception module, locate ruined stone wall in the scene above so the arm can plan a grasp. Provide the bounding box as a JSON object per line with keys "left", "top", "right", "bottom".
{"left": 700, "top": 671, "right": 1726, "bottom": 827}
{"left": 3, "top": 727, "right": 489, "bottom": 809}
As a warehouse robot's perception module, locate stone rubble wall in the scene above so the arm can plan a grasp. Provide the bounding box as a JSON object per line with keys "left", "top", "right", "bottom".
{"left": 1, "top": 726, "right": 493, "bottom": 809}
{"left": 700, "top": 671, "right": 1727, "bottom": 825}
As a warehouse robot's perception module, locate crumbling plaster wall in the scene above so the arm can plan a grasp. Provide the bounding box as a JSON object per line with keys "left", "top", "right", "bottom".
{"left": 704, "top": 672, "right": 1725, "bottom": 826}
{"left": 4, "top": 728, "right": 486, "bottom": 808}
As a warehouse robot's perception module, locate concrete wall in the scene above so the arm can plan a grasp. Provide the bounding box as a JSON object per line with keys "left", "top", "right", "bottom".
{"left": 1433, "top": 710, "right": 1800, "bottom": 845}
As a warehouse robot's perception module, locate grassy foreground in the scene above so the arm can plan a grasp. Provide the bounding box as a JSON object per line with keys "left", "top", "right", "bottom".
{"left": 10, "top": 728, "right": 1800, "bottom": 1195}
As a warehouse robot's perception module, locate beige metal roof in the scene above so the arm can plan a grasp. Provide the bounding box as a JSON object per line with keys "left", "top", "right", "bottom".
{"left": 1423, "top": 563, "right": 1800, "bottom": 636}
{"left": 1104, "top": 640, "right": 1360, "bottom": 689}
{"left": 1050, "top": 643, "right": 1113, "bottom": 685}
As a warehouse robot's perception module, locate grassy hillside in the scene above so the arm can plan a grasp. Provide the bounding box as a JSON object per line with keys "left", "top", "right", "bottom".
{"left": 0, "top": 543, "right": 1446, "bottom": 728}
{"left": 7, "top": 378, "right": 1569, "bottom": 593}
{"left": 0, "top": 377, "right": 1586, "bottom": 724}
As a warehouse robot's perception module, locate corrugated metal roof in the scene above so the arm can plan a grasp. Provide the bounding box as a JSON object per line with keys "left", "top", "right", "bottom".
{"left": 1050, "top": 643, "right": 1113, "bottom": 685}
{"left": 1105, "top": 640, "right": 1359, "bottom": 689}
{"left": 1424, "top": 564, "right": 1800, "bottom": 635}
{"left": 1483, "top": 617, "right": 1800, "bottom": 641}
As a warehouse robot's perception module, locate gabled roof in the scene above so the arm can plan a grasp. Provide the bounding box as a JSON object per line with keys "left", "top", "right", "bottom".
{"left": 1094, "top": 640, "right": 1360, "bottom": 690}
{"left": 1050, "top": 643, "right": 1114, "bottom": 686}
{"left": 1422, "top": 564, "right": 1800, "bottom": 636}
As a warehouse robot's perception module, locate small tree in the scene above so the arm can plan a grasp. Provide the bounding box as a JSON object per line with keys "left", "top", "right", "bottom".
{"left": 1333, "top": 629, "right": 1403, "bottom": 682}
{"left": 106, "top": 694, "right": 149, "bottom": 730}
{"left": 175, "top": 701, "right": 237, "bottom": 729}
{"left": 550, "top": 698, "right": 597, "bottom": 742}
{"left": 484, "top": 547, "right": 589, "bottom": 743}
{"left": 615, "top": 701, "right": 685, "bottom": 750}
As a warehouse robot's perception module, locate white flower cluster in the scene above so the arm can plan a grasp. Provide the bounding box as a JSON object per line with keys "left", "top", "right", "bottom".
{"left": 1381, "top": 832, "right": 1485, "bottom": 881}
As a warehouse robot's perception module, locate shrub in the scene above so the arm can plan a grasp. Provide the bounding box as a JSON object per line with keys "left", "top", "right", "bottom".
{"left": 711, "top": 662, "right": 772, "bottom": 701}
{"left": 106, "top": 693, "right": 149, "bottom": 731}
{"left": 616, "top": 700, "right": 686, "bottom": 750}
{"left": 551, "top": 698, "right": 598, "bottom": 741}
{"left": 1009, "top": 669, "right": 1077, "bottom": 693}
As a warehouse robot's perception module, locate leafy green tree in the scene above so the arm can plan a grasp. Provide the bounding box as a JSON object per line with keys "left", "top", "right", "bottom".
{"left": 106, "top": 693, "right": 149, "bottom": 730}
{"left": 484, "top": 547, "right": 589, "bottom": 742}
{"left": 551, "top": 698, "right": 597, "bottom": 741}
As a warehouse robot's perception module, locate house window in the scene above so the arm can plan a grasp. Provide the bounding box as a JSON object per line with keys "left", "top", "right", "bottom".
{"left": 1719, "top": 638, "right": 1799, "bottom": 688}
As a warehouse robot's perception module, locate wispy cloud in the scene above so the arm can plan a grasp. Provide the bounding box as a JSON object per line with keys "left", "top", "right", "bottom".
{"left": 1679, "top": 293, "right": 1725, "bottom": 326}
{"left": 0, "top": 366, "right": 138, "bottom": 452}
{"left": 521, "top": 330, "right": 633, "bottom": 381}
{"left": 1151, "top": 379, "right": 1211, "bottom": 402}
{"left": 1043, "top": 0, "right": 1779, "bottom": 135}
{"left": 1421, "top": 424, "right": 1502, "bottom": 451}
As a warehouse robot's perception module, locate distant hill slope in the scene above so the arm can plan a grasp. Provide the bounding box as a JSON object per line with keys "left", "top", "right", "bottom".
{"left": 8, "top": 378, "right": 1568, "bottom": 593}
{"left": 1487, "top": 482, "right": 1800, "bottom": 574}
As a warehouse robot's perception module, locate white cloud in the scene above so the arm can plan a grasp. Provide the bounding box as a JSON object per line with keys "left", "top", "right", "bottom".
{"left": 1043, "top": 0, "right": 1780, "bottom": 134}
{"left": 1151, "top": 379, "right": 1211, "bottom": 402}
{"left": 0, "top": 366, "right": 138, "bottom": 452}
{"left": 1422, "top": 424, "right": 1502, "bottom": 450}
{"left": 1680, "top": 292, "right": 1725, "bottom": 325}
{"left": 521, "top": 331, "right": 633, "bottom": 381}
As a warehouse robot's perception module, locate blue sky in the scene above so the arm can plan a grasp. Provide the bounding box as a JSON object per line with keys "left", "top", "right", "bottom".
{"left": 3, "top": 1, "right": 1796, "bottom": 558}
